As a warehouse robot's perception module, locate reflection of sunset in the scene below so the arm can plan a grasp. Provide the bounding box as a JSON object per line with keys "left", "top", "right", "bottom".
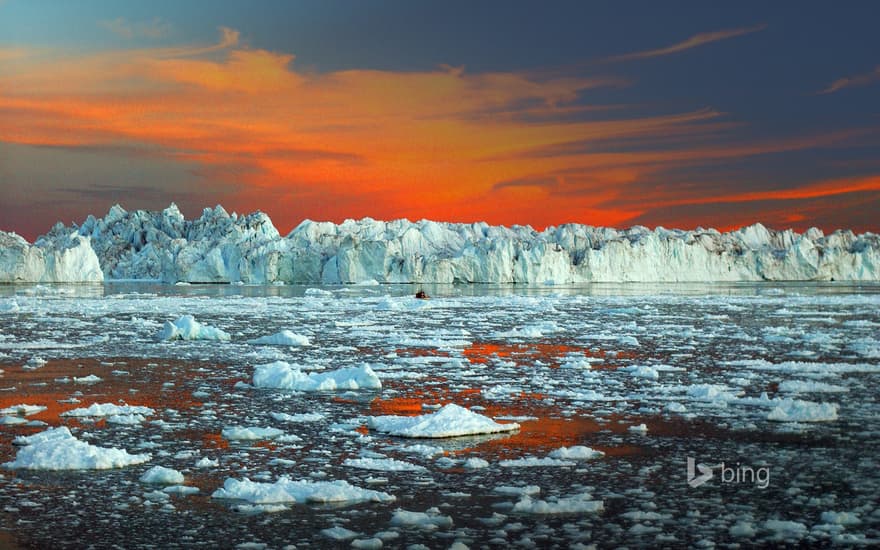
{"left": 462, "top": 341, "right": 636, "bottom": 369}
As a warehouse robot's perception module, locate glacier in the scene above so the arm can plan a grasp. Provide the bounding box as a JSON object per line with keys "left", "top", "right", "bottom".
{"left": 0, "top": 203, "right": 877, "bottom": 283}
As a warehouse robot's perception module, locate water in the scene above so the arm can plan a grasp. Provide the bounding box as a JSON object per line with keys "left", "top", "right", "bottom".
{"left": 0, "top": 283, "right": 878, "bottom": 547}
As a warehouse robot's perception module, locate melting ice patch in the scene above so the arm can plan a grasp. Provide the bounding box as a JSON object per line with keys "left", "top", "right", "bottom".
{"left": 61, "top": 403, "right": 155, "bottom": 417}
{"left": 158, "top": 315, "right": 230, "bottom": 341}
{"left": 512, "top": 491, "right": 604, "bottom": 514}
{"left": 4, "top": 427, "right": 151, "bottom": 470}
{"left": 368, "top": 404, "right": 520, "bottom": 438}
{"left": 212, "top": 477, "right": 395, "bottom": 505}
{"left": 252, "top": 362, "right": 381, "bottom": 391}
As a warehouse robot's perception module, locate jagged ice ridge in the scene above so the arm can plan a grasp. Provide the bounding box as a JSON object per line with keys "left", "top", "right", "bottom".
{"left": 0, "top": 203, "right": 877, "bottom": 283}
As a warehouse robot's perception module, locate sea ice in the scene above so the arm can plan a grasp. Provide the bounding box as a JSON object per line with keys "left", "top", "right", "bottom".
{"left": 368, "top": 404, "right": 520, "bottom": 438}
{"left": 212, "top": 477, "right": 395, "bottom": 505}
{"left": 221, "top": 426, "right": 285, "bottom": 441}
{"left": 4, "top": 427, "right": 151, "bottom": 470}
{"left": 61, "top": 403, "right": 155, "bottom": 417}
{"left": 343, "top": 457, "right": 427, "bottom": 472}
{"left": 247, "top": 330, "right": 310, "bottom": 346}
{"left": 158, "top": 315, "right": 230, "bottom": 341}
{"left": 389, "top": 507, "right": 453, "bottom": 530}
{"left": 767, "top": 399, "right": 839, "bottom": 422}
{"left": 511, "top": 492, "right": 604, "bottom": 514}
{"left": 547, "top": 446, "right": 605, "bottom": 460}
{"left": 253, "top": 362, "right": 381, "bottom": 391}
{"left": 140, "top": 465, "right": 185, "bottom": 485}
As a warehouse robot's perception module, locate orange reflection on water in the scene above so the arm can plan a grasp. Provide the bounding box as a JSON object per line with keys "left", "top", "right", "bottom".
{"left": 462, "top": 341, "right": 637, "bottom": 369}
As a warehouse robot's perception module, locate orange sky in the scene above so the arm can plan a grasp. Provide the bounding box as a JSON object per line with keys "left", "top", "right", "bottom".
{"left": 1, "top": 22, "right": 879, "bottom": 239}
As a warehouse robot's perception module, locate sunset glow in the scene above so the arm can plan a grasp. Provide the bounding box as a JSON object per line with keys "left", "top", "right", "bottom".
{"left": 1, "top": 3, "right": 878, "bottom": 238}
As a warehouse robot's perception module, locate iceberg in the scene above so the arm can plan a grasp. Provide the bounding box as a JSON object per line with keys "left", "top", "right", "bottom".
{"left": 158, "top": 315, "right": 230, "bottom": 341}
{"left": 252, "top": 362, "right": 381, "bottom": 391}
{"left": 4, "top": 427, "right": 151, "bottom": 470}
{"left": 2, "top": 203, "right": 878, "bottom": 283}
{"left": 368, "top": 403, "right": 520, "bottom": 438}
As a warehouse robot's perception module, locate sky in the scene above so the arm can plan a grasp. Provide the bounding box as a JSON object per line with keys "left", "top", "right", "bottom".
{"left": 1, "top": 1, "right": 879, "bottom": 240}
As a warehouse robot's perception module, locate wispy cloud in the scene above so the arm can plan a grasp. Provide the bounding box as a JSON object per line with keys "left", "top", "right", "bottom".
{"left": 819, "top": 65, "right": 880, "bottom": 94}
{"left": 99, "top": 17, "right": 172, "bottom": 40}
{"left": 605, "top": 24, "right": 766, "bottom": 63}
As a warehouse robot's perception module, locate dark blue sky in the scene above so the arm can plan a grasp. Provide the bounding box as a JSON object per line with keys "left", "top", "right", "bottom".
{"left": 2, "top": 1, "right": 879, "bottom": 238}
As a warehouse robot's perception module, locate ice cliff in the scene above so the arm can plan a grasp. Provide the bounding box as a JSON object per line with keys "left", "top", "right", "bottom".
{"left": 1, "top": 203, "right": 878, "bottom": 283}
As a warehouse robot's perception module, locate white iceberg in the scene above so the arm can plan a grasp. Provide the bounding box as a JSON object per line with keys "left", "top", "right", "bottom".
{"left": 368, "top": 404, "right": 520, "bottom": 438}
{"left": 247, "top": 330, "right": 310, "bottom": 346}
{"left": 158, "top": 315, "right": 230, "bottom": 341}
{"left": 4, "top": 204, "right": 878, "bottom": 283}
{"left": 253, "top": 362, "right": 381, "bottom": 391}
{"left": 212, "top": 477, "right": 395, "bottom": 505}
{"left": 4, "top": 427, "right": 151, "bottom": 470}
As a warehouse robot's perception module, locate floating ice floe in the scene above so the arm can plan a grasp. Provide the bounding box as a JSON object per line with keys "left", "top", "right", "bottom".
{"left": 221, "top": 426, "right": 285, "bottom": 441}
{"left": 547, "top": 445, "right": 605, "bottom": 460}
{"left": 623, "top": 365, "right": 660, "bottom": 380}
{"left": 61, "top": 403, "right": 155, "bottom": 417}
{"left": 247, "top": 330, "right": 310, "bottom": 346}
{"left": 140, "top": 465, "right": 185, "bottom": 485}
{"left": 500, "top": 457, "right": 576, "bottom": 468}
{"left": 269, "top": 412, "right": 325, "bottom": 423}
{"left": 368, "top": 404, "right": 520, "bottom": 438}
{"left": 767, "top": 399, "right": 839, "bottom": 422}
{"left": 158, "top": 315, "right": 230, "bottom": 341}
{"left": 512, "top": 491, "right": 604, "bottom": 514}
{"left": 778, "top": 380, "right": 849, "bottom": 393}
{"left": 253, "top": 362, "right": 381, "bottom": 391}
{"left": 343, "top": 457, "right": 427, "bottom": 472}
{"left": 212, "top": 477, "right": 395, "bottom": 505}
{"left": 0, "top": 404, "right": 47, "bottom": 416}
{"left": 4, "top": 427, "right": 151, "bottom": 470}
{"left": 389, "top": 507, "right": 453, "bottom": 530}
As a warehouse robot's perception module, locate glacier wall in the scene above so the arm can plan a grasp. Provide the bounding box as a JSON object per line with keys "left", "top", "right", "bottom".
{"left": 1, "top": 203, "right": 878, "bottom": 284}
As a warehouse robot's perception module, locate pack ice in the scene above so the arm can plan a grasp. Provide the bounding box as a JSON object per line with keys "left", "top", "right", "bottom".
{"left": 1, "top": 203, "right": 878, "bottom": 283}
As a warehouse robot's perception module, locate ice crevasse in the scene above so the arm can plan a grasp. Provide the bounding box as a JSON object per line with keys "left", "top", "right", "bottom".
{"left": 1, "top": 203, "right": 878, "bottom": 283}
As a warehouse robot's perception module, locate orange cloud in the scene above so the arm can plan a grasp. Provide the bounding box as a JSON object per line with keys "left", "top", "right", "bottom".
{"left": 0, "top": 27, "right": 876, "bottom": 235}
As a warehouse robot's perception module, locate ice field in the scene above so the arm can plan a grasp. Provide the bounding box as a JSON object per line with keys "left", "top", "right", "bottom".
{"left": 0, "top": 282, "right": 878, "bottom": 548}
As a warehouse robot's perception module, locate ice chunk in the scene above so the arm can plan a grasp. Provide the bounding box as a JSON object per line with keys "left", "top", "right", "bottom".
{"left": 778, "top": 380, "right": 848, "bottom": 393}
{"left": 767, "top": 399, "right": 838, "bottom": 422}
{"left": 547, "top": 446, "right": 604, "bottom": 460}
{"left": 623, "top": 365, "right": 659, "bottom": 380}
{"left": 389, "top": 507, "right": 453, "bottom": 530}
{"left": 0, "top": 404, "right": 47, "bottom": 416}
{"left": 368, "top": 404, "right": 519, "bottom": 438}
{"left": 512, "top": 492, "right": 604, "bottom": 514}
{"left": 158, "top": 315, "right": 230, "bottom": 341}
{"left": 499, "top": 457, "right": 576, "bottom": 468}
{"left": 4, "top": 427, "right": 150, "bottom": 470}
{"left": 247, "top": 330, "right": 310, "bottom": 346}
{"left": 269, "top": 412, "right": 325, "bottom": 423}
{"left": 212, "top": 477, "right": 395, "bottom": 505}
{"left": 253, "top": 362, "right": 381, "bottom": 391}
{"left": 140, "top": 465, "right": 185, "bottom": 485}
{"left": 343, "top": 457, "right": 427, "bottom": 472}
{"left": 221, "top": 426, "right": 285, "bottom": 441}
{"left": 61, "top": 403, "right": 155, "bottom": 417}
